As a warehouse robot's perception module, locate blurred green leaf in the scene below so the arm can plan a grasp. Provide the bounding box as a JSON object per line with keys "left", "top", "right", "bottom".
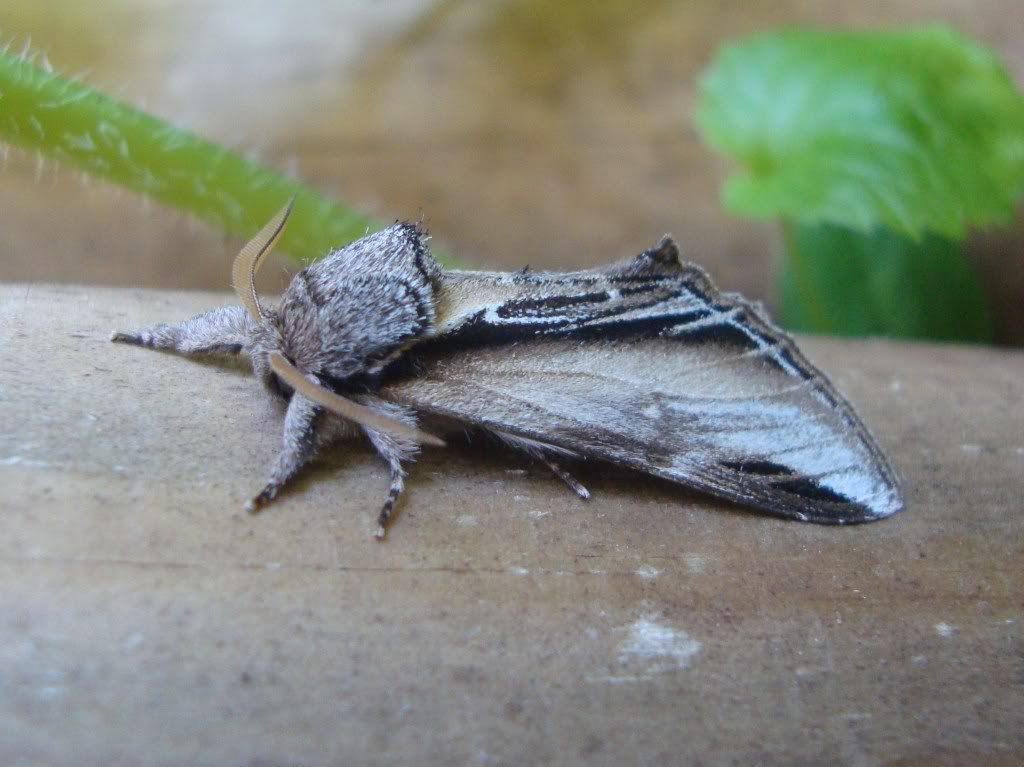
{"left": 781, "top": 222, "right": 992, "bottom": 341}
{"left": 697, "top": 26, "right": 1024, "bottom": 240}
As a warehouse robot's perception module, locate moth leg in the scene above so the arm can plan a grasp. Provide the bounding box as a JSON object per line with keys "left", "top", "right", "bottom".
{"left": 356, "top": 396, "right": 421, "bottom": 540}
{"left": 111, "top": 306, "right": 255, "bottom": 356}
{"left": 246, "top": 394, "right": 358, "bottom": 512}
{"left": 491, "top": 430, "right": 591, "bottom": 500}
{"left": 537, "top": 456, "right": 591, "bottom": 500}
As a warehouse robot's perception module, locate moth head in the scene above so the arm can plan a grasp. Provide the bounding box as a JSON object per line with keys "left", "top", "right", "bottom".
{"left": 231, "top": 200, "right": 443, "bottom": 447}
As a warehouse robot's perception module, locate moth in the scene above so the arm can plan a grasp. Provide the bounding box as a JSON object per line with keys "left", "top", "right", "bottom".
{"left": 112, "top": 201, "right": 903, "bottom": 539}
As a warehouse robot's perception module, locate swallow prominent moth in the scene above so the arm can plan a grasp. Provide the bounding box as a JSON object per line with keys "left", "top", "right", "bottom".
{"left": 112, "top": 202, "right": 903, "bottom": 539}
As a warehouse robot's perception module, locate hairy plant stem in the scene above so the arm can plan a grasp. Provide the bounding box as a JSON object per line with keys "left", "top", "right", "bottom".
{"left": 0, "top": 51, "right": 423, "bottom": 262}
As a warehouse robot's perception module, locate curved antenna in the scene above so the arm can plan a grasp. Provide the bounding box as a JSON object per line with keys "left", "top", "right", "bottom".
{"left": 232, "top": 198, "right": 295, "bottom": 322}
{"left": 268, "top": 352, "right": 446, "bottom": 447}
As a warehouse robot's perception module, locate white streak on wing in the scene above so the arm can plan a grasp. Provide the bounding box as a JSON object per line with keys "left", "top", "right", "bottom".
{"left": 670, "top": 398, "right": 886, "bottom": 506}
{"left": 665, "top": 305, "right": 743, "bottom": 335}
{"left": 584, "top": 293, "right": 708, "bottom": 328}
{"left": 666, "top": 398, "right": 803, "bottom": 425}
{"left": 483, "top": 305, "right": 562, "bottom": 326}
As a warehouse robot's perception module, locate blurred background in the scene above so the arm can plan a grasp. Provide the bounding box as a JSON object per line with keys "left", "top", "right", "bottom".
{"left": 2, "top": 0, "right": 1023, "bottom": 342}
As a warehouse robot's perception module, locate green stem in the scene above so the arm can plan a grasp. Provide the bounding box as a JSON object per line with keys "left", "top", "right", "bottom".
{"left": 781, "top": 220, "right": 832, "bottom": 333}
{"left": 780, "top": 220, "right": 992, "bottom": 341}
{"left": 0, "top": 51, "right": 423, "bottom": 262}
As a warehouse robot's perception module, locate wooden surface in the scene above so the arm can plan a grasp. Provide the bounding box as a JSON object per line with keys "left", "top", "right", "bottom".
{"left": 2, "top": 0, "right": 1024, "bottom": 341}
{"left": 1, "top": 284, "right": 1022, "bottom": 766}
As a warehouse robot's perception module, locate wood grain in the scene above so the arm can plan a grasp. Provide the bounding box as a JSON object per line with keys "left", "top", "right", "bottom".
{"left": 1, "top": 284, "right": 1022, "bottom": 765}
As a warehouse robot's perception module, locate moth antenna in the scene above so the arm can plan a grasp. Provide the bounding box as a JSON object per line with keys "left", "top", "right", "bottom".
{"left": 268, "top": 353, "right": 446, "bottom": 447}
{"left": 232, "top": 198, "right": 295, "bottom": 322}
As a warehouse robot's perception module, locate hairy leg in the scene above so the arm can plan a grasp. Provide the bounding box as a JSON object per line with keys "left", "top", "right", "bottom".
{"left": 248, "top": 392, "right": 422, "bottom": 538}
{"left": 246, "top": 395, "right": 358, "bottom": 512}
{"left": 491, "top": 430, "right": 591, "bottom": 500}
{"left": 111, "top": 305, "right": 256, "bottom": 356}
{"left": 357, "top": 396, "right": 421, "bottom": 540}
{"left": 246, "top": 393, "right": 322, "bottom": 512}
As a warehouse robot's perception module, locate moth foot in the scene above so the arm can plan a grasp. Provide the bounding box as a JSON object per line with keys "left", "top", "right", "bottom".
{"left": 245, "top": 485, "right": 278, "bottom": 514}
{"left": 371, "top": 464, "right": 406, "bottom": 542}
{"left": 490, "top": 431, "right": 590, "bottom": 501}
{"left": 541, "top": 457, "right": 591, "bottom": 500}
{"left": 374, "top": 494, "right": 400, "bottom": 541}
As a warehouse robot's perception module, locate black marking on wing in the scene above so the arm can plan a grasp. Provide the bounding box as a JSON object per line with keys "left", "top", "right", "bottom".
{"left": 720, "top": 459, "right": 853, "bottom": 504}
{"left": 435, "top": 305, "right": 716, "bottom": 352}
{"left": 773, "top": 478, "right": 852, "bottom": 504}
{"left": 720, "top": 459, "right": 794, "bottom": 476}
{"left": 669, "top": 319, "right": 761, "bottom": 352}
{"left": 434, "top": 266, "right": 822, "bottom": 386}
{"left": 620, "top": 283, "right": 668, "bottom": 297}
{"left": 435, "top": 283, "right": 806, "bottom": 383}
{"left": 496, "top": 291, "right": 612, "bottom": 317}
{"left": 607, "top": 273, "right": 676, "bottom": 285}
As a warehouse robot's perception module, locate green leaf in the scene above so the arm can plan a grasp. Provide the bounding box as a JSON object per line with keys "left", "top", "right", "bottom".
{"left": 697, "top": 27, "right": 1024, "bottom": 240}
{"left": 780, "top": 222, "right": 991, "bottom": 342}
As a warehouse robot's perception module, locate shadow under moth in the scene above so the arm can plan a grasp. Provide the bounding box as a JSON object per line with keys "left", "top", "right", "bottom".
{"left": 112, "top": 201, "right": 903, "bottom": 539}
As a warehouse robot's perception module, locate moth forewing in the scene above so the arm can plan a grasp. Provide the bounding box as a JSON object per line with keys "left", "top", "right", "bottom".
{"left": 112, "top": 204, "right": 902, "bottom": 538}
{"left": 385, "top": 251, "right": 903, "bottom": 525}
